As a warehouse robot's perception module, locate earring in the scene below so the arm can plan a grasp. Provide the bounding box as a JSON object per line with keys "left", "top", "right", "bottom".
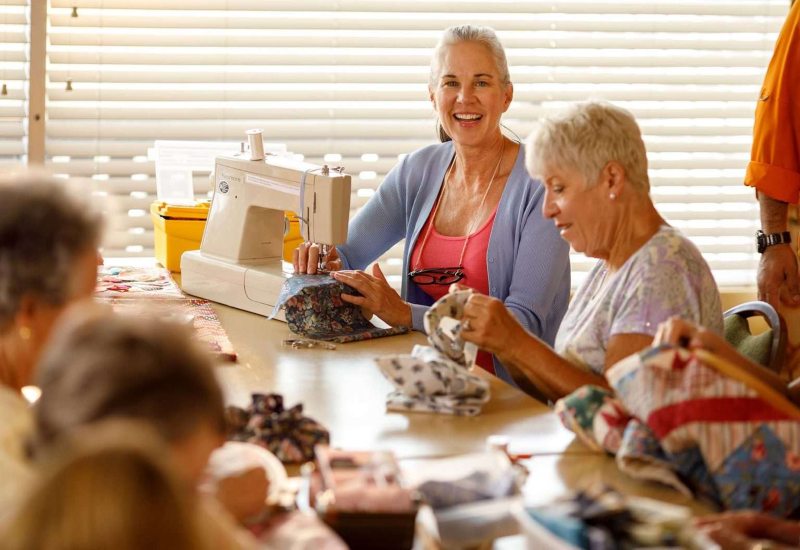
{"left": 18, "top": 326, "right": 31, "bottom": 340}
{"left": 609, "top": 193, "right": 617, "bottom": 200}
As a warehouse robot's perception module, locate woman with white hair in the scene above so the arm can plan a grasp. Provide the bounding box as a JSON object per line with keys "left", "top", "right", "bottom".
{"left": 459, "top": 101, "right": 724, "bottom": 401}
{"left": 296, "top": 25, "right": 571, "bottom": 380}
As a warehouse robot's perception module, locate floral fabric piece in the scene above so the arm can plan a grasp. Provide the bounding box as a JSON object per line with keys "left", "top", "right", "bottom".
{"left": 423, "top": 290, "right": 478, "bottom": 368}
{"left": 274, "top": 274, "right": 409, "bottom": 342}
{"left": 555, "top": 385, "right": 630, "bottom": 454}
{"left": 95, "top": 266, "right": 237, "bottom": 362}
{"left": 377, "top": 345, "right": 489, "bottom": 416}
{"left": 376, "top": 290, "right": 489, "bottom": 416}
{"left": 224, "top": 393, "right": 330, "bottom": 464}
{"left": 96, "top": 266, "right": 185, "bottom": 298}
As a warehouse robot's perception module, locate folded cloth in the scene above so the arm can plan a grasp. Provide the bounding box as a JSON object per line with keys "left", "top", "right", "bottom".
{"left": 376, "top": 291, "right": 490, "bottom": 416}
{"left": 225, "top": 393, "right": 330, "bottom": 464}
{"left": 417, "top": 470, "right": 518, "bottom": 509}
{"left": 383, "top": 345, "right": 488, "bottom": 398}
{"left": 272, "top": 274, "right": 408, "bottom": 342}
{"left": 385, "top": 391, "right": 487, "bottom": 417}
{"left": 520, "top": 485, "right": 693, "bottom": 549}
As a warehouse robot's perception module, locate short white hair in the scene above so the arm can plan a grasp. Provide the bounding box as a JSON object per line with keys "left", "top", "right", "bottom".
{"left": 526, "top": 101, "right": 650, "bottom": 193}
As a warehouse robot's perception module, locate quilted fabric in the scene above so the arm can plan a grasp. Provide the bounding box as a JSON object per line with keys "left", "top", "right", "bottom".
{"left": 274, "top": 274, "right": 409, "bottom": 342}
{"left": 375, "top": 290, "right": 490, "bottom": 416}
{"left": 557, "top": 347, "right": 800, "bottom": 516}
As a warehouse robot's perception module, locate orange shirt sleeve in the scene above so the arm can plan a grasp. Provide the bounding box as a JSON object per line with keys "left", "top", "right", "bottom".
{"left": 745, "top": 2, "right": 800, "bottom": 204}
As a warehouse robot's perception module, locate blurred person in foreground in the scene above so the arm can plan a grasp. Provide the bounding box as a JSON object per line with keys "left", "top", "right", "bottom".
{"left": 4, "top": 420, "right": 210, "bottom": 550}
{"left": 0, "top": 171, "right": 100, "bottom": 518}
{"left": 33, "top": 306, "right": 345, "bottom": 550}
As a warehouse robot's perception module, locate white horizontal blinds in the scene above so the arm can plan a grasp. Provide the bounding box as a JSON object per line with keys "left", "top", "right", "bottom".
{"left": 45, "top": 1, "right": 786, "bottom": 288}
{"left": 0, "top": 0, "right": 29, "bottom": 165}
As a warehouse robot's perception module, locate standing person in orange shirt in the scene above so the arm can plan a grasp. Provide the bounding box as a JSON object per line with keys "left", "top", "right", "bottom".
{"left": 748, "top": 0, "right": 800, "bottom": 309}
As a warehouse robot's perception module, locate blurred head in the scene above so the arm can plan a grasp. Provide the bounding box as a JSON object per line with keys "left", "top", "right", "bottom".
{"left": 526, "top": 101, "right": 651, "bottom": 257}
{"left": 4, "top": 420, "right": 208, "bottom": 550}
{"left": 35, "top": 308, "right": 226, "bottom": 486}
{"left": 429, "top": 25, "right": 513, "bottom": 144}
{"left": 0, "top": 172, "right": 101, "bottom": 390}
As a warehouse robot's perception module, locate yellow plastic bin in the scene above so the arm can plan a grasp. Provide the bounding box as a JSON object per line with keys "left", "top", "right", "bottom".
{"left": 150, "top": 201, "right": 209, "bottom": 272}
{"left": 283, "top": 210, "right": 304, "bottom": 262}
{"left": 152, "top": 202, "right": 307, "bottom": 272}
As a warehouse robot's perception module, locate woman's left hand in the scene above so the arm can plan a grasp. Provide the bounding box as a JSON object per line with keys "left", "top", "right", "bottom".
{"left": 460, "top": 293, "right": 526, "bottom": 360}
{"left": 332, "top": 263, "right": 412, "bottom": 327}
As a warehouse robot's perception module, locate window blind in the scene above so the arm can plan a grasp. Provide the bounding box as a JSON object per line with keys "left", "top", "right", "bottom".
{"left": 45, "top": 0, "right": 788, "bottom": 287}
{"left": 0, "top": 0, "right": 28, "bottom": 165}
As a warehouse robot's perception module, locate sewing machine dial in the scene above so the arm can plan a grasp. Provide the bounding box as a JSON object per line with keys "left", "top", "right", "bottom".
{"left": 219, "top": 180, "right": 229, "bottom": 194}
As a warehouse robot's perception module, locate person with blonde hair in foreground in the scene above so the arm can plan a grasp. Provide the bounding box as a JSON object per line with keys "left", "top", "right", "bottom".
{"left": 3, "top": 420, "right": 210, "bottom": 550}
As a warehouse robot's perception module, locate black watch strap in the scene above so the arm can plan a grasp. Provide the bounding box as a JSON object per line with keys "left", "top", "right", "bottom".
{"left": 757, "top": 230, "right": 792, "bottom": 253}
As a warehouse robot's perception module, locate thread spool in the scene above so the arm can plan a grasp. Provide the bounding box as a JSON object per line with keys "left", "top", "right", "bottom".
{"left": 246, "top": 129, "right": 265, "bottom": 161}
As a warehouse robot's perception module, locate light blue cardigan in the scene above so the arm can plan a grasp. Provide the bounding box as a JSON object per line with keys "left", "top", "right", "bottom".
{"left": 338, "top": 141, "right": 571, "bottom": 383}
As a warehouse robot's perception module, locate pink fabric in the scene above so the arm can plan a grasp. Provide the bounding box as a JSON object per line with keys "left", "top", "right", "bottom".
{"left": 411, "top": 208, "right": 496, "bottom": 373}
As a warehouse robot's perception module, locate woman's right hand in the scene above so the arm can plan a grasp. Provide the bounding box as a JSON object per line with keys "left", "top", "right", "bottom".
{"left": 652, "top": 317, "right": 725, "bottom": 353}
{"left": 460, "top": 293, "right": 527, "bottom": 361}
{"left": 292, "top": 242, "right": 342, "bottom": 274}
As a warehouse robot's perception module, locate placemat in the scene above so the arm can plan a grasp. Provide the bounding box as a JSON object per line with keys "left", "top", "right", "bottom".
{"left": 95, "top": 266, "right": 237, "bottom": 362}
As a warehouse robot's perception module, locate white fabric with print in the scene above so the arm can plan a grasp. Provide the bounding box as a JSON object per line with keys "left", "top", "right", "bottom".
{"left": 375, "top": 291, "right": 489, "bottom": 416}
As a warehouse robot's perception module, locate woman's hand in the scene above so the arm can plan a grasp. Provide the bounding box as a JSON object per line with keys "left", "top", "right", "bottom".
{"left": 694, "top": 511, "right": 800, "bottom": 549}
{"left": 653, "top": 317, "right": 786, "bottom": 392}
{"left": 292, "top": 242, "right": 342, "bottom": 274}
{"left": 653, "top": 317, "right": 728, "bottom": 354}
{"left": 332, "top": 263, "right": 412, "bottom": 327}
{"left": 459, "top": 293, "right": 526, "bottom": 361}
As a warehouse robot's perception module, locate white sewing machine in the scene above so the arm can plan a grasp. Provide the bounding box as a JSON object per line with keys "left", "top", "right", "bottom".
{"left": 181, "top": 151, "right": 351, "bottom": 317}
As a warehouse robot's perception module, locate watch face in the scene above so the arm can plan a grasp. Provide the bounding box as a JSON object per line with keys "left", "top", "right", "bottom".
{"left": 757, "top": 231, "right": 766, "bottom": 253}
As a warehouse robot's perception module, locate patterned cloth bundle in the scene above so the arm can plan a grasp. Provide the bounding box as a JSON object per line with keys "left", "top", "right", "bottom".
{"left": 556, "top": 346, "right": 800, "bottom": 516}
{"left": 225, "top": 393, "right": 330, "bottom": 463}
{"left": 273, "top": 274, "right": 408, "bottom": 343}
{"left": 375, "top": 291, "right": 490, "bottom": 416}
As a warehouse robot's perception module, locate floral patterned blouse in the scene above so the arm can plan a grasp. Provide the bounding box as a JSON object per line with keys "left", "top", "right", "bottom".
{"left": 555, "top": 225, "right": 723, "bottom": 375}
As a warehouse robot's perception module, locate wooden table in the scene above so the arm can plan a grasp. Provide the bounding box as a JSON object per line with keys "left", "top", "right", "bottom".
{"left": 211, "top": 301, "right": 582, "bottom": 460}
{"left": 208, "top": 300, "right": 715, "bottom": 516}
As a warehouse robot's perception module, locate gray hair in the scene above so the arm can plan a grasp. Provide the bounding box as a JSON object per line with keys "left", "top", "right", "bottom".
{"left": 430, "top": 25, "right": 511, "bottom": 142}
{"left": 34, "top": 308, "right": 226, "bottom": 449}
{"left": 0, "top": 172, "right": 102, "bottom": 328}
{"left": 526, "top": 101, "right": 650, "bottom": 193}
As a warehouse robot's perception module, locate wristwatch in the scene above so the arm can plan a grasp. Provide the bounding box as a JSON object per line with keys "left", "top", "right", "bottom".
{"left": 756, "top": 230, "right": 792, "bottom": 253}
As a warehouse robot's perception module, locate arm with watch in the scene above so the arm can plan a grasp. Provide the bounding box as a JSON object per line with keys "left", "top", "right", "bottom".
{"left": 745, "top": 0, "right": 800, "bottom": 309}
{"left": 757, "top": 193, "right": 800, "bottom": 309}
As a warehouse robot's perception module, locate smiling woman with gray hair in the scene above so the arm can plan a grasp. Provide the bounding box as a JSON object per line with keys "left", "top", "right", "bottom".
{"left": 0, "top": 172, "right": 101, "bottom": 518}
{"left": 458, "top": 100, "right": 724, "bottom": 401}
